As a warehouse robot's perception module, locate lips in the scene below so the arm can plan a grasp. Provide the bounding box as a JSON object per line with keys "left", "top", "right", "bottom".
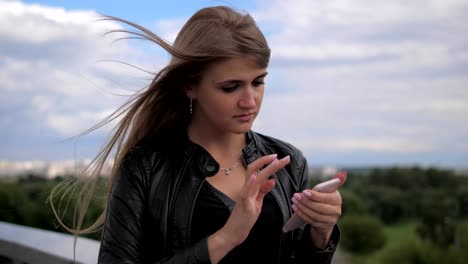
{"left": 235, "top": 112, "right": 255, "bottom": 118}
{"left": 234, "top": 112, "right": 255, "bottom": 122}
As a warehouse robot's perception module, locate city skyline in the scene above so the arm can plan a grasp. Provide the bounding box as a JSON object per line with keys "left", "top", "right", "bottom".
{"left": 2, "top": 158, "right": 467, "bottom": 180}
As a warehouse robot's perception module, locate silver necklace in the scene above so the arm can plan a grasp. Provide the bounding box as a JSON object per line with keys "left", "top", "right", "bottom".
{"left": 220, "top": 161, "right": 238, "bottom": 175}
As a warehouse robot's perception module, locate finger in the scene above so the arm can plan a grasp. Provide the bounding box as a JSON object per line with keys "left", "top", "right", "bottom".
{"left": 297, "top": 199, "right": 342, "bottom": 217}
{"left": 292, "top": 204, "right": 338, "bottom": 224}
{"left": 302, "top": 190, "right": 342, "bottom": 205}
{"left": 246, "top": 154, "right": 278, "bottom": 176}
{"left": 257, "top": 179, "right": 276, "bottom": 201}
{"left": 242, "top": 174, "right": 257, "bottom": 199}
{"left": 255, "top": 155, "right": 290, "bottom": 183}
{"left": 292, "top": 192, "right": 341, "bottom": 216}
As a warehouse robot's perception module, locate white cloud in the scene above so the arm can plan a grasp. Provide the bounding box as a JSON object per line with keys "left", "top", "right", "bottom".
{"left": 154, "top": 18, "right": 186, "bottom": 43}
{"left": 255, "top": 0, "right": 468, "bottom": 29}
{"left": 1, "top": 0, "right": 467, "bottom": 166}
{"left": 0, "top": 1, "right": 119, "bottom": 44}
{"left": 247, "top": 0, "right": 468, "bottom": 162}
{"left": 0, "top": 1, "right": 159, "bottom": 138}
{"left": 47, "top": 109, "right": 115, "bottom": 136}
{"left": 32, "top": 95, "right": 54, "bottom": 113}
{"left": 290, "top": 137, "right": 432, "bottom": 153}
{"left": 255, "top": 0, "right": 467, "bottom": 74}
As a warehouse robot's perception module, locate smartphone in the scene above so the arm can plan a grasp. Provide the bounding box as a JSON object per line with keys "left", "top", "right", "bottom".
{"left": 282, "top": 178, "right": 341, "bottom": 233}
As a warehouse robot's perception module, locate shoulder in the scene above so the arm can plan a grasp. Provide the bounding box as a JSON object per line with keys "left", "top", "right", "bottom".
{"left": 122, "top": 128, "right": 186, "bottom": 169}
{"left": 121, "top": 143, "right": 161, "bottom": 169}
{"left": 115, "top": 141, "right": 170, "bottom": 184}
{"left": 250, "top": 131, "right": 307, "bottom": 167}
{"left": 118, "top": 129, "right": 189, "bottom": 177}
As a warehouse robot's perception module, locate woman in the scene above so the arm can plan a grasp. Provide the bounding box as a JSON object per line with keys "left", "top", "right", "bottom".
{"left": 55, "top": 5, "right": 344, "bottom": 264}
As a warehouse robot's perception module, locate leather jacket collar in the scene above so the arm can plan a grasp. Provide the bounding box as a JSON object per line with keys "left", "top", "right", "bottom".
{"left": 177, "top": 130, "right": 260, "bottom": 177}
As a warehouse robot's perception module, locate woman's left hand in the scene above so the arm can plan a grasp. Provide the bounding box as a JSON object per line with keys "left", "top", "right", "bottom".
{"left": 291, "top": 171, "right": 347, "bottom": 249}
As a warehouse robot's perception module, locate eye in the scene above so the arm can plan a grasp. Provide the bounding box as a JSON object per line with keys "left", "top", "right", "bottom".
{"left": 252, "top": 79, "right": 265, "bottom": 87}
{"left": 221, "top": 83, "right": 240, "bottom": 93}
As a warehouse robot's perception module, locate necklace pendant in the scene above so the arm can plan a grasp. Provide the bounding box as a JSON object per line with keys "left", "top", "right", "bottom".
{"left": 220, "top": 161, "right": 237, "bottom": 176}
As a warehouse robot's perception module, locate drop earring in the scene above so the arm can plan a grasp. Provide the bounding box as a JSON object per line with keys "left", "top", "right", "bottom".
{"left": 189, "top": 98, "right": 193, "bottom": 114}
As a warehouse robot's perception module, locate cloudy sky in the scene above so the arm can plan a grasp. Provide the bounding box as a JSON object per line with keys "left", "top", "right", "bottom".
{"left": 1, "top": 0, "right": 467, "bottom": 168}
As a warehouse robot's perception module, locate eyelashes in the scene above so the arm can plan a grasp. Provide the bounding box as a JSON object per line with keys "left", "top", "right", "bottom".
{"left": 221, "top": 80, "right": 265, "bottom": 93}
{"left": 253, "top": 80, "right": 265, "bottom": 87}
{"left": 221, "top": 86, "right": 239, "bottom": 93}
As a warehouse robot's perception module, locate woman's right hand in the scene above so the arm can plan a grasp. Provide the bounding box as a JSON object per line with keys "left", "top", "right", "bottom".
{"left": 208, "top": 153, "right": 291, "bottom": 263}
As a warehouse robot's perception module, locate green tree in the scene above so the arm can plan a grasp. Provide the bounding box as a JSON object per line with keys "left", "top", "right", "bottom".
{"left": 340, "top": 214, "right": 386, "bottom": 254}
{"left": 340, "top": 189, "right": 368, "bottom": 216}
{"left": 416, "top": 190, "right": 459, "bottom": 248}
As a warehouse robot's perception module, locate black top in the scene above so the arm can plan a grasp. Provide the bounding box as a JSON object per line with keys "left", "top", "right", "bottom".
{"left": 191, "top": 181, "right": 284, "bottom": 263}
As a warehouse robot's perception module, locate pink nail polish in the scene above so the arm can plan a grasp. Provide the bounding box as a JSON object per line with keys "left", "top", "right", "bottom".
{"left": 250, "top": 174, "right": 256, "bottom": 182}
{"left": 293, "top": 193, "right": 302, "bottom": 200}
{"left": 302, "top": 190, "right": 311, "bottom": 197}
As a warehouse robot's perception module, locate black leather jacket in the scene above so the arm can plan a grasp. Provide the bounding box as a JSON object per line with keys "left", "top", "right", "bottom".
{"left": 98, "top": 130, "right": 339, "bottom": 264}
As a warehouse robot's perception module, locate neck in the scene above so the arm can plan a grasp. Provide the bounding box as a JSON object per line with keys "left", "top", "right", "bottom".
{"left": 187, "top": 123, "right": 246, "bottom": 165}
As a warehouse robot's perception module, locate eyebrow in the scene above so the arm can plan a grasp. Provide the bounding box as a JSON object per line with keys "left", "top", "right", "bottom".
{"left": 216, "top": 72, "right": 268, "bottom": 86}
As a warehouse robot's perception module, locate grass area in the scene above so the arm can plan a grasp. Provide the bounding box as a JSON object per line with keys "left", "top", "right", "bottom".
{"left": 382, "top": 221, "right": 418, "bottom": 243}
{"left": 340, "top": 219, "right": 468, "bottom": 264}
{"left": 340, "top": 221, "right": 417, "bottom": 264}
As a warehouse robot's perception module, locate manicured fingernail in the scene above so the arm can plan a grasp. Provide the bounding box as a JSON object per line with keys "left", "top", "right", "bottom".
{"left": 272, "top": 159, "right": 279, "bottom": 165}
{"left": 282, "top": 155, "right": 290, "bottom": 162}
{"left": 302, "top": 190, "right": 311, "bottom": 197}
{"left": 292, "top": 204, "right": 298, "bottom": 212}
{"left": 292, "top": 197, "right": 298, "bottom": 204}
{"left": 293, "top": 193, "right": 302, "bottom": 200}
{"left": 249, "top": 174, "right": 256, "bottom": 182}
{"left": 268, "top": 154, "right": 278, "bottom": 158}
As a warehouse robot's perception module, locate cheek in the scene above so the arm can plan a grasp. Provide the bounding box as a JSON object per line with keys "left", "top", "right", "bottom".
{"left": 255, "top": 88, "right": 265, "bottom": 104}
{"left": 199, "top": 94, "right": 234, "bottom": 114}
{"left": 256, "top": 96, "right": 263, "bottom": 106}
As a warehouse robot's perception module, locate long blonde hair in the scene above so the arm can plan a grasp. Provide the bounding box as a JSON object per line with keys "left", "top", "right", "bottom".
{"left": 49, "top": 5, "right": 270, "bottom": 238}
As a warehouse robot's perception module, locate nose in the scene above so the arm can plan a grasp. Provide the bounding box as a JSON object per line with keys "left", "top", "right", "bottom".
{"left": 238, "top": 86, "right": 256, "bottom": 109}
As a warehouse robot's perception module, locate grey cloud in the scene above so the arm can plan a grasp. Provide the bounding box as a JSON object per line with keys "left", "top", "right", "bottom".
{"left": 1, "top": 0, "right": 467, "bottom": 167}
{"left": 0, "top": 2, "right": 153, "bottom": 161}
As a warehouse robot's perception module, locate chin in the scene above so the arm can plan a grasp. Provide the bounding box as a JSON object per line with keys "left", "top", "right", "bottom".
{"left": 231, "top": 124, "right": 253, "bottom": 134}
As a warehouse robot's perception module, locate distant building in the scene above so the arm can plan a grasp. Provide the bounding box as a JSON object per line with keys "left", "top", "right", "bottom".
{"left": 308, "top": 166, "right": 339, "bottom": 179}
{"left": 454, "top": 168, "right": 468, "bottom": 176}
{"left": 0, "top": 159, "right": 114, "bottom": 179}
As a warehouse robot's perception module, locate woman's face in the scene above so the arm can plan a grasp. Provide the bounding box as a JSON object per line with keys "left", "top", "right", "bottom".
{"left": 188, "top": 56, "right": 267, "bottom": 135}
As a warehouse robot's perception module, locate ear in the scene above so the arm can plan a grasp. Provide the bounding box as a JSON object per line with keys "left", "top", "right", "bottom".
{"left": 184, "top": 84, "right": 197, "bottom": 99}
